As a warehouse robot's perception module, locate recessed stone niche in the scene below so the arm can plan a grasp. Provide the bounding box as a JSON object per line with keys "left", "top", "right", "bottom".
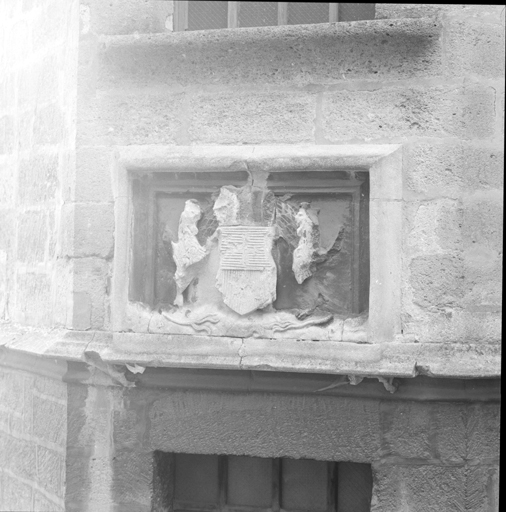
{"left": 112, "top": 146, "right": 402, "bottom": 344}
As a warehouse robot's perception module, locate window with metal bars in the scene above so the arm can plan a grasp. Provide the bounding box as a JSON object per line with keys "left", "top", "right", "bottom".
{"left": 173, "top": 2, "right": 376, "bottom": 31}
{"left": 152, "top": 452, "right": 373, "bottom": 512}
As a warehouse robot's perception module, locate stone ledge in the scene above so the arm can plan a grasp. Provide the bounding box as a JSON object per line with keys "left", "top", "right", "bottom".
{"left": 0, "top": 325, "right": 501, "bottom": 379}
{"left": 89, "top": 17, "right": 443, "bottom": 88}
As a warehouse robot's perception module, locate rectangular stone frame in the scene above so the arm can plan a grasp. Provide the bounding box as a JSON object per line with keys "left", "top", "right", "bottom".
{"left": 111, "top": 145, "right": 403, "bottom": 369}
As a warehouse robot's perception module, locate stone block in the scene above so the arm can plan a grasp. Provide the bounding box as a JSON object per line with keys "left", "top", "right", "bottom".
{"left": 17, "top": 151, "right": 59, "bottom": 204}
{"left": 73, "top": 257, "right": 110, "bottom": 329}
{"left": 0, "top": 369, "right": 24, "bottom": 415}
{"left": 33, "top": 491, "right": 64, "bottom": 512}
{"left": 465, "top": 465, "right": 499, "bottom": 512}
{"left": 467, "top": 404, "right": 500, "bottom": 462}
{"left": 371, "top": 464, "right": 466, "bottom": 512}
{"left": 1, "top": 473, "right": 33, "bottom": 512}
{"left": 32, "top": 0, "right": 70, "bottom": 48}
{"left": 376, "top": 4, "right": 504, "bottom": 22}
{"left": 462, "top": 193, "right": 503, "bottom": 253}
{"left": 380, "top": 401, "right": 432, "bottom": 459}
{"left": 85, "top": 0, "right": 172, "bottom": 35}
{"left": 112, "top": 449, "right": 152, "bottom": 508}
{"left": 149, "top": 392, "right": 381, "bottom": 462}
{"left": 323, "top": 84, "right": 496, "bottom": 142}
{"left": 37, "top": 446, "right": 63, "bottom": 497}
{"left": 4, "top": 435, "right": 37, "bottom": 481}
{"left": 17, "top": 53, "right": 61, "bottom": 107}
{"left": 34, "top": 375, "right": 67, "bottom": 401}
{"left": 77, "top": 91, "right": 184, "bottom": 146}
{"left": 0, "top": 115, "right": 15, "bottom": 154}
{"left": 98, "top": 18, "right": 443, "bottom": 88}
{"left": 16, "top": 211, "right": 48, "bottom": 263}
{"left": 403, "top": 309, "right": 501, "bottom": 345}
{"left": 405, "top": 200, "right": 464, "bottom": 258}
{"left": 33, "top": 395, "right": 66, "bottom": 447}
{"left": 75, "top": 147, "right": 114, "bottom": 202}
{"left": 33, "top": 103, "right": 65, "bottom": 145}
{"left": 432, "top": 403, "right": 466, "bottom": 461}
{"left": 0, "top": 159, "right": 15, "bottom": 208}
{"left": 190, "top": 92, "right": 315, "bottom": 144}
{"left": 404, "top": 142, "right": 504, "bottom": 198}
{"left": 74, "top": 203, "right": 114, "bottom": 258}
{"left": 13, "top": 272, "right": 52, "bottom": 327}
{"left": 409, "top": 254, "right": 465, "bottom": 311}
{"left": 445, "top": 18, "right": 505, "bottom": 78}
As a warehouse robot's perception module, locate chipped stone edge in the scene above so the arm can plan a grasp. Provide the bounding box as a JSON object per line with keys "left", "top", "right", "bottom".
{"left": 0, "top": 325, "right": 501, "bottom": 380}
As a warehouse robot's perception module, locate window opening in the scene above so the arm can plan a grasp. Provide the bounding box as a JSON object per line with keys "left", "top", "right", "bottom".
{"left": 153, "top": 452, "right": 373, "bottom": 512}
{"left": 174, "top": 2, "right": 376, "bottom": 31}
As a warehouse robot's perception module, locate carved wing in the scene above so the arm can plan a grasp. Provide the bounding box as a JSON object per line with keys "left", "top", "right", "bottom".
{"left": 275, "top": 196, "right": 299, "bottom": 248}
{"left": 196, "top": 200, "right": 219, "bottom": 245}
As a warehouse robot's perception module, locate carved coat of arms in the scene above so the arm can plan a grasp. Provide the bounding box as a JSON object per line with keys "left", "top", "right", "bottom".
{"left": 168, "top": 184, "right": 343, "bottom": 317}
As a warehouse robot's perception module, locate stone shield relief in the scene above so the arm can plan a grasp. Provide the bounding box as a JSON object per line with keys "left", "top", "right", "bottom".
{"left": 129, "top": 171, "right": 369, "bottom": 339}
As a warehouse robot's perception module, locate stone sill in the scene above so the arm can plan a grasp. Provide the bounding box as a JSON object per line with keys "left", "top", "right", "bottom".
{"left": 97, "top": 16, "right": 439, "bottom": 48}
{"left": 0, "top": 325, "right": 501, "bottom": 380}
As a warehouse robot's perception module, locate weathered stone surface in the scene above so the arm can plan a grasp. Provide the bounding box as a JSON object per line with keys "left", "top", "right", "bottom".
{"left": 380, "top": 401, "right": 432, "bottom": 459}
{"left": 84, "top": 0, "right": 172, "bottom": 35}
{"left": 33, "top": 103, "right": 66, "bottom": 145}
{"left": 12, "top": 272, "right": 52, "bottom": 327}
{"left": 432, "top": 403, "right": 466, "bottom": 462}
{"left": 77, "top": 91, "right": 184, "bottom": 146}
{"left": 37, "top": 445, "right": 63, "bottom": 497}
{"left": 465, "top": 465, "right": 499, "bottom": 512}
{"left": 445, "top": 18, "right": 505, "bottom": 78}
{"left": 17, "top": 151, "right": 59, "bottom": 204}
{"left": 68, "top": 203, "right": 114, "bottom": 258}
{"left": 171, "top": 200, "right": 208, "bottom": 306}
{"left": 323, "top": 84, "right": 496, "bottom": 142}
{"left": 466, "top": 404, "right": 500, "bottom": 461}
{"left": 149, "top": 391, "right": 381, "bottom": 462}
{"left": 372, "top": 464, "right": 466, "bottom": 512}
{"left": 33, "top": 395, "right": 66, "bottom": 447}
{"left": 1, "top": 473, "right": 33, "bottom": 512}
{"left": 75, "top": 146, "right": 114, "bottom": 202}
{"left": 404, "top": 142, "right": 504, "bottom": 198}
{"left": 73, "top": 257, "right": 110, "bottom": 330}
{"left": 98, "top": 18, "right": 443, "bottom": 88}
{"left": 190, "top": 92, "right": 315, "bottom": 144}
{"left": 409, "top": 254, "right": 465, "bottom": 311}
{"left": 16, "top": 211, "right": 48, "bottom": 263}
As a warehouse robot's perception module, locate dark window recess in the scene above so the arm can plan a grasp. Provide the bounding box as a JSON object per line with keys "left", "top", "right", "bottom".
{"left": 152, "top": 452, "right": 373, "bottom": 512}
{"left": 176, "top": 2, "right": 376, "bottom": 31}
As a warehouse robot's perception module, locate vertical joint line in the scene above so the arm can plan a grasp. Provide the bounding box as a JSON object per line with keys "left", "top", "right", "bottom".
{"left": 228, "top": 1, "right": 239, "bottom": 28}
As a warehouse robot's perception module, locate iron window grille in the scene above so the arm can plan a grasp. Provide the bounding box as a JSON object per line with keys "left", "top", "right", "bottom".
{"left": 173, "top": 2, "right": 376, "bottom": 31}
{"left": 153, "top": 452, "right": 373, "bottom": 512}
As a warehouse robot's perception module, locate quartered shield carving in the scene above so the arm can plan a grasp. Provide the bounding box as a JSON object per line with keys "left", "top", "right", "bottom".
{"left": 216, "top": 225, "right": 277, "bottom": 315}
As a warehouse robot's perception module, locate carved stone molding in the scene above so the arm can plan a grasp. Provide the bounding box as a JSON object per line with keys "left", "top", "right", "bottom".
{"left": 111, "top": 145, "right": 403, "bottom": 347}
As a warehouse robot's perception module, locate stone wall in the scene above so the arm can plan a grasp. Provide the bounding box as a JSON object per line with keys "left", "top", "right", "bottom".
{"left": 0, "top": 0, "right": 79, "bottom": 328}
{"left": 0, "top": 352, "right": 67, "bottom": 511}
{"left": 65, "top": 369, "right": 500, "bottom": 512}
{"left": 76, "top": 1, "right": 504, "bottom": 343}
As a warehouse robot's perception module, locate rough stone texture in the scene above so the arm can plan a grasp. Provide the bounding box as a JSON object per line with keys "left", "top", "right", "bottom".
{"left": 77, "top": 91, "right": 184, "bottom": 146}
{"left": 372, "top": 464, "right": 466, "bottom": 512}
{"left": 322, "top": 84, "right": 496, "bottom": 142}
{"left": 0, "top": 0, "right": 79, "bottom": 328}
{"left": 404, "top": 142, "right": 504, "bottom": 198}
{"left": 97, "top": 18, "right": 444, "bottom": 88}
{"left": 0, "top": 363, "right": 66, "bottom": 512}
{"left": 190, "top": 92, "right": 316, "bottom": 144}
{"left": 82, "top": 0, "right": 172, "bottom": 35}
{"left": 74, "top": 146, "right": 114, "bottom": 202}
